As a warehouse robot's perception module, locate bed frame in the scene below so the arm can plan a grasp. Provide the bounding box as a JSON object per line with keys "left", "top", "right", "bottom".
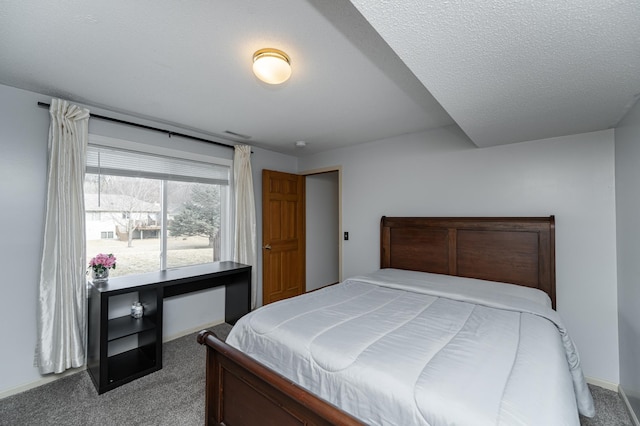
{"left": 198, "top": 216, "right": 556, "bottom": 425}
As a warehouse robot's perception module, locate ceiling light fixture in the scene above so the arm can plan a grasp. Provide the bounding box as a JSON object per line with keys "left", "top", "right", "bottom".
{"left": 252, "top": 48, "right": 292, "bottom": 85}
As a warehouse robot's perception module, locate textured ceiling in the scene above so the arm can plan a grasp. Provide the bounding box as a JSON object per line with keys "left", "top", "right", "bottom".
{"left": 0, "top": 0, "right": 452, "bottom": 156}
{"left": 0, "top": 1, "right": 639, "bottom": 155}
{"left": 349, "top": 0, "right": 640, "bottom": 147}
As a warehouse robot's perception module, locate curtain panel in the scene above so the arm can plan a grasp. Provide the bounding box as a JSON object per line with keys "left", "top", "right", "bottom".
{"left": 35, "top": 99, "right": 90, "bottom": 374}
{"left": 233, "top": 145, "right": 257, "bottom": 309}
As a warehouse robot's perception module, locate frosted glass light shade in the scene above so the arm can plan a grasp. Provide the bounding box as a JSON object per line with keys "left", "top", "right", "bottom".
{"left": 252, "top": 49, "right": 291, "bottom": 85}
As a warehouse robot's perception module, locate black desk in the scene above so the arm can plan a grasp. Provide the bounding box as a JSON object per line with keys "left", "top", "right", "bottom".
{"left": 87, "top": 261, "right": 251, "bottom": 394}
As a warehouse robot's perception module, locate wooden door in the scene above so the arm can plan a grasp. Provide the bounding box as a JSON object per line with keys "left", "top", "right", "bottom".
{"left": 262, "top": 170, "right": 305, "bottom": 305}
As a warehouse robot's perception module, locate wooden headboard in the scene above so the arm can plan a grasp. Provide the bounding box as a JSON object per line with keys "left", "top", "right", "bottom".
{"left": 380, "top": 216, "right": 556, "bottom": 308}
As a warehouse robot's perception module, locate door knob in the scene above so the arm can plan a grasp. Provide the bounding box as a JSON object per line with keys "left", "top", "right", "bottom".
{"left": 263, "top": 244, "right": 272, "bottom": 250}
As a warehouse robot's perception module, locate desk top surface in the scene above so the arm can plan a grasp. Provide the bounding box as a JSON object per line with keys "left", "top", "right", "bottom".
{"left": 89, "top": 261, "right": 251, "bottom": 294}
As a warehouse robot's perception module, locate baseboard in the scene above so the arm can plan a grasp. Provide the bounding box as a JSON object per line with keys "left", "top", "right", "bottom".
{"left": 162, "top": 320, "right": 226, "bottom": 343}
{"left": 0, "top": 320, "right": 226, "bottom": 401}
{"left": 586, "top": 376, "right": 618, "bottom": 391}
{"left": 0, "top": 366, "right": 86, "bottom": 400}
{"left": 585, "top": 375, "right": 640, "bottom": 425}
{"left": 620, "top": 386, "right": 640, "bottom": 426}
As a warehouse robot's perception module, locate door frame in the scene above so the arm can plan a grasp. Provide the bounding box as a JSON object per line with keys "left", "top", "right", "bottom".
{"left": 300, "top": 166, "right": 343, "bottom": 283}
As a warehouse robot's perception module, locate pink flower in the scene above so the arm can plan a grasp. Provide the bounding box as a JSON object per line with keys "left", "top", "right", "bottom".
{"left": 89, "top": 253, "right": 117, "bottom": 272}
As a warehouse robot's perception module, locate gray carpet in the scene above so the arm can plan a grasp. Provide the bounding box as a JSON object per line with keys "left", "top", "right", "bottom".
{"left": 0, "top": 322, "right": 633, "bottom": 425}
{"left": 581, "top": 385, "right": 634, "bottom": 426}
{"left": 0, "top": 323, "right": 232, "bottom": 426}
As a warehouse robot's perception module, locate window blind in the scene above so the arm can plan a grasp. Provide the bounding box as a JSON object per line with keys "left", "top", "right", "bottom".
{"left": 86, "top": 145, "right": 230, "bottom": 185}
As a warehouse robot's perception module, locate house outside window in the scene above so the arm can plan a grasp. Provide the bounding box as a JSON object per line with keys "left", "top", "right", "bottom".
{"left": 85, "top": 143, "right": 231, "bottom": 278}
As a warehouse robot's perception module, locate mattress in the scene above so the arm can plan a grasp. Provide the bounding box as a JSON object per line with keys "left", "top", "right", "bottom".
{"left": 227, "top": 268, "right": 594, "bottom": 425}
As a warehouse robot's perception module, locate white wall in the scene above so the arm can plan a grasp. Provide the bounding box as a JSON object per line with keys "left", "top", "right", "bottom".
{"left": 306, "top": 172, "right": 340, "bottom": 291}
{"left": 0, "top": 84, "right": 50, "bottom": 395}
{"left": 299, "top": 125, "right": 619, "bottom": 384}
{"left": 0, "top": 83, "right": 297, "bottom": 395}
{"left": 615, "top": 98, "right": 640, "bottom": 418}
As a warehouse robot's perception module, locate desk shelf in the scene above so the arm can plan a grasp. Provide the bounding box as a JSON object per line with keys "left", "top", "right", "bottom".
{"left": 107, "top": 345, "right": 158, "bottom": 384}
{"left": 107, "top": 316, "right": 156, "bottom": 341}
{"left": 87, "top": 284, "right": 162, "bottom": 394}
{"left": 87, "top": 261, "right": 251, "bottom": 394}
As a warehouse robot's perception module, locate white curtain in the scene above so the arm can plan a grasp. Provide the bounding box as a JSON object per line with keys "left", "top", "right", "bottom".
{"left": 35, "top": 99, "right": 90, "bottom": 374}
{"left": 233, "top": 145, "right": 257, "bottom": 309}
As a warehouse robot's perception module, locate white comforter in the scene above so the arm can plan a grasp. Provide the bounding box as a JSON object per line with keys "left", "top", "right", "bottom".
{"left": 227, "top": 269, "right": 595, "bottom": 425}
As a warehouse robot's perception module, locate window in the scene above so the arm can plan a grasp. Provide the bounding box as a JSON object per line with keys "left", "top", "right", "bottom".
{"left": 85, "top": 144, "right": 231, "bottom": 278}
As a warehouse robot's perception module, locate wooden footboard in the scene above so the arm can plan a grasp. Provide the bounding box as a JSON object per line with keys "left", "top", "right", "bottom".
{"left": 197, "top": 330, "right": 362, "bottom": 426}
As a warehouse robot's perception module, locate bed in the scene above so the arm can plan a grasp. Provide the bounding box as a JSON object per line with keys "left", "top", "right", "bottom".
{"left": 197, "top": 216, "right": 594, "bottom": 425}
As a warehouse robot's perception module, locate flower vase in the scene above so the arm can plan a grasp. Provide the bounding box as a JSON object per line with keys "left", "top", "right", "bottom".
{"left": 92, "top": 268, "right": 109, "bottom": 283}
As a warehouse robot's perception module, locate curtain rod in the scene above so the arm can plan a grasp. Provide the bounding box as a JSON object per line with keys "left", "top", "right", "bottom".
{"left": 37, "top": 101, "right": 237, "bottom": 150}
